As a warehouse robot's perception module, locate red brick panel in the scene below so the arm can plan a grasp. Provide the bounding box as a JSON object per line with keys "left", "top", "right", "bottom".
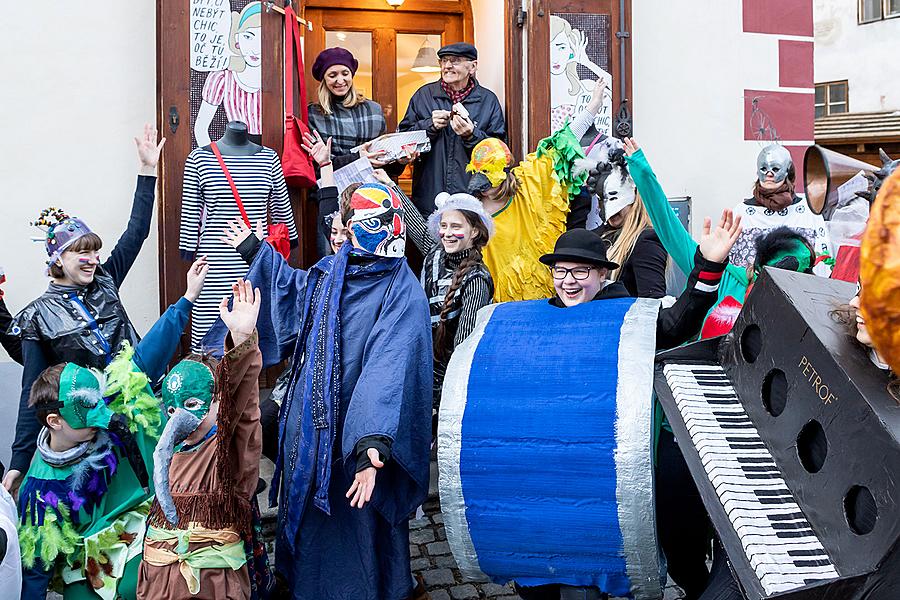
{"left": 744, "top": 89, "right": 814, "bottom": 143}
{"left": 743, "top": 0, "right": 813, "bottom": 36}
{"left": 778, "top": 40, "right": 814, "bottom": 88}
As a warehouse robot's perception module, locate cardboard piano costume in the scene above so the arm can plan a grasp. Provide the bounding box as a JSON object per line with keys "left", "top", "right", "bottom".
{"left": 654, "top": 268, "right": 899, "bottom": 600}
{"left": 438, "top": 298, "right": 664, "bottom": 599}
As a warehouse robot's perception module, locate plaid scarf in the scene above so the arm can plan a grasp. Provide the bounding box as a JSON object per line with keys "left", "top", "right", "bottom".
{"left": 441, "top": 77, "right": 476, "bottom": 104}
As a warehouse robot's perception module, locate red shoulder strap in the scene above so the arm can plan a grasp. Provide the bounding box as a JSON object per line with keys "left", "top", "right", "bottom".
{"left": 284, "top": 4, "right": 309, "bottom": 122}
{"left": 210, "top": 143, "right": 251, "bottom": 227}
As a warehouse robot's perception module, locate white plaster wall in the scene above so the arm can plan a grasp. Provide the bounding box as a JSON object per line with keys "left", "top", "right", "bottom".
{"left": 0, "top": 4, "right": 159, "bottom": 363}
{"left": 814, "top": 0, "right": 900, "bottom": 112}
{"left": 473, "top": 0, "right": 507, "bottom": 107}
{"left": 630, "top": 0, "right": 812, "bottom": 236}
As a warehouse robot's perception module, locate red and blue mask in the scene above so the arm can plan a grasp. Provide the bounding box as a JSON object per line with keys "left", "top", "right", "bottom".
{"left": 348, "top": 184, "right": 406, "bottom": 257}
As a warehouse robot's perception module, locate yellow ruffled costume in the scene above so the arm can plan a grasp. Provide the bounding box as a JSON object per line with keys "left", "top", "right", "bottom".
{"left": 470, "top": 127, "right": 587, "bottom": 302}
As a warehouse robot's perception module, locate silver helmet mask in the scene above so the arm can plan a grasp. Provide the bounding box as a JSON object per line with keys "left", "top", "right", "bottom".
{"left": 757, "top": 145, "right": 793, "bottom": 185}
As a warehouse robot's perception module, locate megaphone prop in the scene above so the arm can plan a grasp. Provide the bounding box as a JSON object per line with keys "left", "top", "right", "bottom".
{"left": 803, "top": 145, "right": 878, "bottom": 219}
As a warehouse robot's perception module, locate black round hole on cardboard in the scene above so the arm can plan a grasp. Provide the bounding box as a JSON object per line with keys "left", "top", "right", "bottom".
{"left": 797, "top": 420, "right": 828, "bottom": 473}
{"left": 762, "top": 369, "right": 788, "bottom": 417}
{"left": 845, "top": 485, "right": 877, "bottom": 535}
{"left": 740, "top": 324, "right": 762, "bottom": 363}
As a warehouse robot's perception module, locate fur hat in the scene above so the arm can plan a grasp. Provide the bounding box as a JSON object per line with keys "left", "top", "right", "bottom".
{"left": 428, "top": 192, "right": 495, "bottom": 240}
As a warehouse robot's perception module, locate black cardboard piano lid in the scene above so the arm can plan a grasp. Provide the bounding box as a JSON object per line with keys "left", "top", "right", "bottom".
{"left": 730, "top": 268, "right": 898, "bottom": 437}
{"left": 721, "top": 268, "right": 900, "bottom": 579}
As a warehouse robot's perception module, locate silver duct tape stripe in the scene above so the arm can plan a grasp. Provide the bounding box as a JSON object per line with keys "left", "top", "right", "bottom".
{"left": 615, "top": 298, "right": 663, "bottom": 600}
{"left": 437, "top": 302, "right": 500, "bottom": 582}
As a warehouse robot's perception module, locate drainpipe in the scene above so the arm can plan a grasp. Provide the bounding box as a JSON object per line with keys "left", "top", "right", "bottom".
{"left": 614, "top": 0, "right": 632, "bottom": 138}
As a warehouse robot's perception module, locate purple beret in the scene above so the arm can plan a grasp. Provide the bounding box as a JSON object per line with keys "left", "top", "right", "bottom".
{"left": 312, "top": 47, "right": 359, "bottom": 81}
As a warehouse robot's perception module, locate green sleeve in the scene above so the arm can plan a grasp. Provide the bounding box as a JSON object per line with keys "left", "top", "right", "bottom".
{"left": 626, "top": 149, "right": 698, "bottom": 276}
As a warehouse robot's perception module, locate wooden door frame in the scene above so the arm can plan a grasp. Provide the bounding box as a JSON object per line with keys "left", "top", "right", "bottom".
{"left": 303, "top": 0, "right": 474, "bottom": 132}
{"left": 521, "top": 0, "right": 632, "bottom": 150}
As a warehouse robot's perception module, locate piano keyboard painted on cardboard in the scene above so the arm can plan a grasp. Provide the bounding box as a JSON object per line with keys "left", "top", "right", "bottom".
{"left": 663, "top": 363, "right": 840, "bottom": 596}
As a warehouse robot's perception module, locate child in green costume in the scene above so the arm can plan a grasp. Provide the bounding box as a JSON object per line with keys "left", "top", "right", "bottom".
{"left": 17, "top": 259, "right": 208, "bottom": 600}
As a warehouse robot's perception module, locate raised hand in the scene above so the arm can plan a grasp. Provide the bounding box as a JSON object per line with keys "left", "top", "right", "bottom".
{"left": 587, "top": 78, "right": 609, "bottom": 113}
{"left": 301, "top": 130, "right": 333, "bottom": 166}
{"left": 220, "top": 219, "right": 264, "bottom": 250}
{"left": 135, "top": 123, "right": 166, "bottom": 172}
{"left": 183, "top": 256, "right": 209, "bottom": 303}
{"left": 372, "top": 169, "right": 394, "bottom": 186}
{"left": 698, "top": 209, "right": 743, "bottom": 264}
{"left": 219, "top": 279, "right": 261, "bottom": 346}
{"left": 623, "top": 137, "right": 640, "bottom": 157}
{"left": 346, "top": 448, "right": 384, "bottom": 509}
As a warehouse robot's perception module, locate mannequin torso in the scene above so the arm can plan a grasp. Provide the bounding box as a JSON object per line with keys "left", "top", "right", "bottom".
{"left": 204, "top": 121, "right": 262, "bottom": 156}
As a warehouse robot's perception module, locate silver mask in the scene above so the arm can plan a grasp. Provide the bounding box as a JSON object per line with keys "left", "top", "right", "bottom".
{"left": 757, "top": 145, "right": 793, "bottom": 184}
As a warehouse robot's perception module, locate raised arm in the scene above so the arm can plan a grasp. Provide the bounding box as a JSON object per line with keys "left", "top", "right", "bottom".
{"left": 0, "top": 295, "right": 22, "bottom": 365}
{"left": 217, "top": 279, "right": 263, "bottom": 437}
{"left": 104, "top": 124, "right": 166, "bottom": 287}
{"left": 132, "top": 257, "right": 208, "bottom": 381}
{"left": 624, "top": 139, "right": 699, "bottom": 276}
{"left": 656, "top": 210, "right": 742, "bottom": 349}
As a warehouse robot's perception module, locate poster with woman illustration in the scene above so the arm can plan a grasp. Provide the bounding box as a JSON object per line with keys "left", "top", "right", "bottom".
{"left": 549, "top": 14, "right": 613, "bottom": 138}
{"left": 190, "top": 0, "right": 262, "bottom": 147}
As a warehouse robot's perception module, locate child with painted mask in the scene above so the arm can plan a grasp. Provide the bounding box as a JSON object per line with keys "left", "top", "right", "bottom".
{"left": 16, "top": 258, "right": 208, "bottom": 600}
{"left": 138, "top": 278, "right": 262, "bottom": 600}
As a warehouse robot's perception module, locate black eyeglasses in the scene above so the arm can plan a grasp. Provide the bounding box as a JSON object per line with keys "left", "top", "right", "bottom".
{"left": 550, "top": 266, "right": 595, "bottom": 280}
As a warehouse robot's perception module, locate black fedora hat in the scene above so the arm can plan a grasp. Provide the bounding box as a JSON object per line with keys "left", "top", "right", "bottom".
{"left": 539, "top": 228, "right": 619, "bottom": 270}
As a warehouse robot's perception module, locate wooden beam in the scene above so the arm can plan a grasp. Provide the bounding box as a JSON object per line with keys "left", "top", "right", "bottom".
{"left": 305, "top": 0, "right": 466, "bottom": 14}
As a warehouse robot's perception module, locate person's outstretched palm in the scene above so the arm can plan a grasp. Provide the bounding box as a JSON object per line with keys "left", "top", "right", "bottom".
{"left": 135, "top": 123, "right": 166, "bottom": 168}
{"left": 220, "top": 279, "right": 261, "bottom": 346}
{"left": 698, "top": 209, "right": 742, "bottom": 264}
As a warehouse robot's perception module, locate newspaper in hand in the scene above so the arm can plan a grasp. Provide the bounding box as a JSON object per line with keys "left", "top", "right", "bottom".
{"left": 318, "top": 156, "right": 379, "bottom": 195}
{"left": 351, "top": 131, "right": 431, "bottom": 162}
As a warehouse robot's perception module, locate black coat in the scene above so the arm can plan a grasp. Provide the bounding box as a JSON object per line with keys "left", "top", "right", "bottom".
{"left": 398, "top": 80, "right": 506, "bottom": 213}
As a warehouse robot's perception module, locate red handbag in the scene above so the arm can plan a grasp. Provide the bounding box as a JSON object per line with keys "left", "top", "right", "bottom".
{"left": 211, "top": 143, "right": 292, "bottom": 260}
{"left": 281, "top": 4, "right": 316, "bottom": 188}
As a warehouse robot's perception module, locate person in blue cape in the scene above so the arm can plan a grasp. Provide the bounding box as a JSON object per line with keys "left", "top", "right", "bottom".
{"left": 208, "top": 182, "right": 433, "bottom": 600}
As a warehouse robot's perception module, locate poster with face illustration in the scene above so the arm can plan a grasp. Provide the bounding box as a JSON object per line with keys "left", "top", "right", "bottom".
{"left": 549, "top": 14, "right": 613, "bottom": 138}
{"left": 190, "top": 0, "right": 262, "bottom": 148}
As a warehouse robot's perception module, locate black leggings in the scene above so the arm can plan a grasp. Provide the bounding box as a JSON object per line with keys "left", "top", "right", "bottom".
{"left": 656, "top": 428, "right": 712, "bottom": 600}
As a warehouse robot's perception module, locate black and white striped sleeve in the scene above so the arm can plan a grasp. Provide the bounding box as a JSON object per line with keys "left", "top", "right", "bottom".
{"left": 453, "top": 276, "right": 493, "bottom": 347}
{"left": 269, "top": 153, "right": 298, "bottom": 240}
{"left": 396, "top": 186, "right": 434, "bottom": 255}
{"left": 179, "top": 152, "right": 201, "bottom": 261}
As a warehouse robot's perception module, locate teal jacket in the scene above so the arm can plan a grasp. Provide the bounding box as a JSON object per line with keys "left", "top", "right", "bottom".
{"left": 626, "top": 149, "right": 750, "bottom": 314}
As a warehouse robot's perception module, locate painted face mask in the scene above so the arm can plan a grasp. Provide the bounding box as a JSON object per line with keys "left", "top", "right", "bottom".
{"left": 754, "top": 239, "right": 814, "bottom": 279}
{"left": 162, "top": 359, "right": 216, "bottom": 422}
{"left": 57, "top": 362, "right": 113, "bottom": 430}
{"left": 466, "top": 138, "right": 513, "bottom": 193}
{"left": 348, "top": 184, "right": 406, "bottom": 257}
{"left": 154, "top": 358, "right": 217, "bottom": 526}
{"left": 756, "top": 145, "right": 793, "bottom": 184}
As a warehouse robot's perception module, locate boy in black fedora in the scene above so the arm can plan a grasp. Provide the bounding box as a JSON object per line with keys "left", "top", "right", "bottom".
{"left": 515, "top": 210, "right": 742, "bottom": 600}
{"left": 398, "top": 42, "right": 506, "bottom": 213}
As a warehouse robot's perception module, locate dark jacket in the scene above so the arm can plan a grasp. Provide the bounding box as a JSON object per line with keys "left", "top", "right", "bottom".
{"left": 7, "top": 175, "right": 156, "bottom": 474}
{"left": 549, "top": 248, "right": 726, "bottom": 350}
{"left": 398, "top": 80, "right": 506, "bottom": 213}
{"left": 598, "top": 226, "right": 668, "bottom": 299}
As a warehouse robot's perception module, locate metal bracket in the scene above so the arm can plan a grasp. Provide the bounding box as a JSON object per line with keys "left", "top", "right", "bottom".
{"left": 168, "top": 106, "right": 180, "bottom": 134}
{"left": 616, "top": 30, "right": 630, "bottom": 39}
{"left": 516, "top": 7, "right": 526, "bottom": 27}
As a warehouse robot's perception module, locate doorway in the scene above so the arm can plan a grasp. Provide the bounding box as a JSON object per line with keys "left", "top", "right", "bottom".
{"left": 304, "top": 0, "right": 473, "bottom": 132}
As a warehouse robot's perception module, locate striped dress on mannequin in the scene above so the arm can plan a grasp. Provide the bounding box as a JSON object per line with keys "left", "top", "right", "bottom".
{"left": 179, "top": 146, "right": 297, "bottom": 350}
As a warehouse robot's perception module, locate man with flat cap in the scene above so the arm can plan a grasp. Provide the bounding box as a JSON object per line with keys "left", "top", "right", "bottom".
{"left": 399, "top": 42, "right": 506, "bottom": 213}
